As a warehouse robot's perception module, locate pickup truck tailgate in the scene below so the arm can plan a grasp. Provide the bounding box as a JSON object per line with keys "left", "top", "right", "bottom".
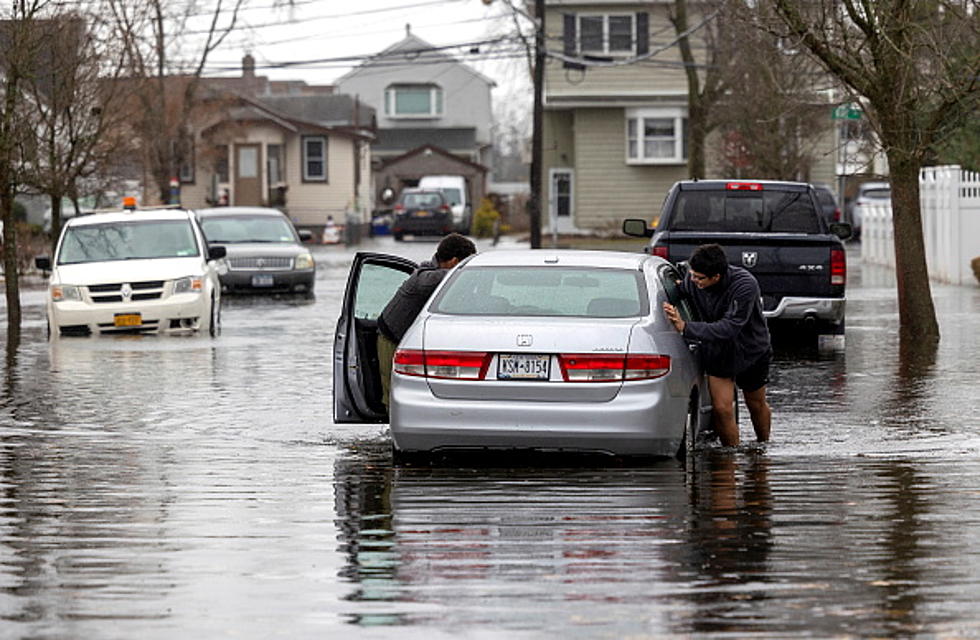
{"left": 658, "top": 232, "right": 843, "bottom": 311}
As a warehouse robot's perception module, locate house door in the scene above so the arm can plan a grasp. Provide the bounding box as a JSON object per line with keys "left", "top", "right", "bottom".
{"left": 549, "top": 168, "right": 575, "bottom": 234}
{"left": 234, "top": 144, "right": 262, "bottom": 206}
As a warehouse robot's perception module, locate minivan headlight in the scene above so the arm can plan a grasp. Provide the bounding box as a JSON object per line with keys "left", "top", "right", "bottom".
{"left": 294, "top": 253, "right": 314, "bottom": 270}
{"left": 51, "top": 284, "right": 81, "bottom": 302}
{"left": 173, "top": 277, "right": 203, "bottom": 294}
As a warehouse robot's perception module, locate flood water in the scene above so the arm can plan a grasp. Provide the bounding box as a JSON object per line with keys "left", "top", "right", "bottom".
{"left": 1, "top": 238, "right": 978, "bottom": 639}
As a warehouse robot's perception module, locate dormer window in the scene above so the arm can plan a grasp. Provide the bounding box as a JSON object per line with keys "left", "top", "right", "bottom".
{"left": 385, "top": 84, "right": 443, "bottom": 118}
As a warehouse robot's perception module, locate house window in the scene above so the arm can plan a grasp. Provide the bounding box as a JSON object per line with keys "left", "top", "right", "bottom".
{"left": 579, "top": 14, "right": 634, "bottom": 55}
{"left": 384, "top": 84, "right": 443, "bottom": 118}
{"left": 626, "top": 108, "right": 688, "bottom": 164}
{"left": 302, "top": 136, "right": 327, "bottom": 182}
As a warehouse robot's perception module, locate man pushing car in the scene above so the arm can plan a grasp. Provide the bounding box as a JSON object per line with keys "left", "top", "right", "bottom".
{"left": 662, "top": 243, "right": 772, "bottom": 447}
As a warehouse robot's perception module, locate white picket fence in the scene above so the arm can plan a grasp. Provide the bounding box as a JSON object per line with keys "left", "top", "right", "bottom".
{"left": 862, "top": 165, "right": 980, "bottom": 286}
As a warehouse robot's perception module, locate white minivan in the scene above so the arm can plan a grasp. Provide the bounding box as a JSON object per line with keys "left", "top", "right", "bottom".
{"left": 418, "top": 175, "right": 470, "bottom": 234}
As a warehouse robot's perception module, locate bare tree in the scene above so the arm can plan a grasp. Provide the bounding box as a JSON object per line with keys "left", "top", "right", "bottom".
{"left": 714, "top": 4, "right": 834, "bottom": 180}
{"left": 1, "top": 0, "right": 49, "bottom": 331}
{"left": 667, "top": 0, "right": 738, "bottom": 179}
{"left": 108, "top": 0, "right": 245, "bottom": 204}
{"left": 769, "top": 0, "right": 980, "bottom": 342}
{"left": 20, "top": 12, "right": 132, "bottom": 251}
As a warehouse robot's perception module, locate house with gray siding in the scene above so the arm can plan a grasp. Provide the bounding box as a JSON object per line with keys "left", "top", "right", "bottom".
{"left": 336, "top": 27, "right": 495, "bottom": 206}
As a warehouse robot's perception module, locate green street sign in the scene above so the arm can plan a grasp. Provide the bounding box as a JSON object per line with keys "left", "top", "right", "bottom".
{"left": 832, "top": 105, "right": 862, "bottom": 120}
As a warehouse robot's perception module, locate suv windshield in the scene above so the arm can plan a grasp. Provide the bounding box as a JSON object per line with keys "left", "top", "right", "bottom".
{"left": 58, "top": 220, "right": 200, "bottom": 265}
{"left": 671, "top": 190, "right": 821, "bottom": 233}
{"left": 432, "top": 267, "right": 647, "bottom": 317}
{"left": 200, "top": 215, "right": 296, "bottom": 243}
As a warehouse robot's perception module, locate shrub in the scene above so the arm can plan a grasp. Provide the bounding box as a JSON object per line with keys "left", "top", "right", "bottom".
{"left": 471, "top": 198, "right": 501, "bottom": 238}
{"left": 972, "top": 256, "right": 980, "bottom": 285}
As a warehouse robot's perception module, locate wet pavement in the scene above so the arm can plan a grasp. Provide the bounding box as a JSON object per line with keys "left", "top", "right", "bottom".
{"left": 1, "top": 237, "right": 979, "bottom": 638}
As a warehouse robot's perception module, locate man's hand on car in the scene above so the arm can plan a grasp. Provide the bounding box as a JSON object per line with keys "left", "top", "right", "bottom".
{"left": 662, "top": 302, "right": 685, "bottom": 333}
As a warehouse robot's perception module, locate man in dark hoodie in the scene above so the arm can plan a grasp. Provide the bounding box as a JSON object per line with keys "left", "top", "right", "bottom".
{"left": 376, "top": 233, "right": 477, "bottom": 408}
{"left": 662, "top": 243, "right": 772, "bottom": 446}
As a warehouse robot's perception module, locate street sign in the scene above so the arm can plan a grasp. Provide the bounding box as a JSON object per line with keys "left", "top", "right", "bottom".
{"left": 831, "top": 105, "right": 862, "bottom": 120}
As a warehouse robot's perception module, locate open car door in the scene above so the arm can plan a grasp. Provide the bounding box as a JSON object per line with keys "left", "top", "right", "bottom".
{"left": 334, "top": 252, "right": 417, "bottom": 423}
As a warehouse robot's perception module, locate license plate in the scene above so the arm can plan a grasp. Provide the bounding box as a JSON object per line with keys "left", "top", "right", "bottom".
{"left": 114, "top": 313, "right": 141, "bottom": 327}
{"left": 252, "top": 274, "right": 274, "bottom": 287}
{"left": 413, "top": 210, "right": 431, "bottom": 217}
{"left": 498, "top": 354, "right": 550, "bottom": 380}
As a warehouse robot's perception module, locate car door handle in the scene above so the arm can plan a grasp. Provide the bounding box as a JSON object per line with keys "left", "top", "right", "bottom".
{"left": 687, "top": 342, "right": 699, "bottom": 353}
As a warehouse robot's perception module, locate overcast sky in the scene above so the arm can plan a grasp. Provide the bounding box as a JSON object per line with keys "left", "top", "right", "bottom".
{"left": 197, "top": 0, "right": 530, "bottom": 95}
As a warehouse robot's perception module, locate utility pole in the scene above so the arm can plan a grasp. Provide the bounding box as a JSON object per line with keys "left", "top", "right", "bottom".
{"left": 528, "top": 0, "right": 544, "bottom": 249}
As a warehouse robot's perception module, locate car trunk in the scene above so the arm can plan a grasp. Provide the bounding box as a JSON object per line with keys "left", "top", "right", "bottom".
{"left": 421, "top": 315, "right": 639, "bottom": 402}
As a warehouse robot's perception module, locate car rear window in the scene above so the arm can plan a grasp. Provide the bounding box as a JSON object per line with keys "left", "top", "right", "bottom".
{"left": 432, "top": 267, "right": 648, "bottom": 318}
{"left": 814, "top": 189, "right": 836, "bottom": 207}
{"left": 862, "top": 188, "right": 890, "bottom": 199}
{"left": 58, "top": 220, "right": 200, "bottom": 264}
{"left": 402, "top": 193, "right": 444, "bottom": 208}
{"left": 670, "top": 190, "right": 821, "bottom": 233}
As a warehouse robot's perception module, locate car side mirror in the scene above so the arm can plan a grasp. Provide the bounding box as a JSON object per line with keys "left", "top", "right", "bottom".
{"left": 208, "top": 245, "right": 227, "bottom": 260}
{"left": 623, "top": 218, "right": 653, "bottom": 238}
{"left": 829, "top": 222, "right": 852, "bottom": 240}
{"left": 35, "top": 255, "right": 51, "bottom": 271}
{"left": 298, "top": 229, "right": 314, "bottom": 242}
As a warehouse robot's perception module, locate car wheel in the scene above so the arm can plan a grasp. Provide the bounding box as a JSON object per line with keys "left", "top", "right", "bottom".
{"left": 209, "top": 293, "right": 221, "bottom": 337}
{"left": 393, "top": 232, "right": 404, "bottom": 241}
{"left": 676, "top": 393, "right": 699, "bottom": 464}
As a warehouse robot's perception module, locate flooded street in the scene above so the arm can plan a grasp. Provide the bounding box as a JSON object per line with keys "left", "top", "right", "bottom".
{"left": 1, "top": 237, "right": 979, "bottom": 638}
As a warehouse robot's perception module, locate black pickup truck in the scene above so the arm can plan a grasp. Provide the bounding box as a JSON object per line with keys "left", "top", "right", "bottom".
{"left": 624, "top": 180, "right": 852, "bottom": 343}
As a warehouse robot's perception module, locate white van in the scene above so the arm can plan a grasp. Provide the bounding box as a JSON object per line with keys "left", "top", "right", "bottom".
{"left": 418, "top": 175, "right": 470, "bottom": 233}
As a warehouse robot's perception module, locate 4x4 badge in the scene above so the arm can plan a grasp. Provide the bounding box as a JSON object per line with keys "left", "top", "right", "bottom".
{"left": 742, "top": 251, "right": 758, "bottom": 268}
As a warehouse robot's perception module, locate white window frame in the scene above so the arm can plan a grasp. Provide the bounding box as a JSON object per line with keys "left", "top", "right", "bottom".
{"left": 302, "top": 135, "right": 327, "bottom": 182}
{"left": 384, "top": 84, "right": 444, "bottom": 119}
{"left": 625, "top": 107, "right": 686, "bottom": 165}
{"left": 577, "top": 13, "right": 635, "bottom": 56}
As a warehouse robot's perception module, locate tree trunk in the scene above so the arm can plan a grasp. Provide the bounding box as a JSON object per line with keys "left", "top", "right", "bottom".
{"left": 1, "top": 189, "right": 22, "bottom": 331}
{"left": 887, "top": 152, "right": 940, "bottom": 342}
{"left": 687, "top": 100, "right": 707, "bottom": 179}
{"left": 48, "top": 191, "right": 64, "bottom": 255}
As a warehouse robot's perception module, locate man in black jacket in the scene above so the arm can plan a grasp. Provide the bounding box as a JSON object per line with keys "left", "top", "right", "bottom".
{"left": 376, "top": 233, "right": 477, "bottom": 408}
{"left": 663, "top": 243, "right": 772, "bottom": 446}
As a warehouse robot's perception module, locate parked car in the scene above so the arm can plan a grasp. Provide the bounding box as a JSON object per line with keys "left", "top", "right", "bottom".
{"left": 195, "top": 207, "right": 315, "bottom": 295}
{"left": 811, "top": 182, "right": 842, "bottom": 225}
{"left": 34, "top": 207, "right": 225, "bottom": 337}
{"left": 624, "top": 180, "right": 851, "bottom": 345}
{"left": 848, "top": 181, "right": 890, "bottom": 238}
{"left": 418, "top": 174, "right": 471, "bottom": 234}
{"left": 333, "top": 249, "right": 711, "bottom": 459}
{"left": 391, "top": 189, "right": 454, "bottom": 241}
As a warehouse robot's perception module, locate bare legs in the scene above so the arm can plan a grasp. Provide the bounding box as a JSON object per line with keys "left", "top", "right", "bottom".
{"left": 707, "top": 375, "right": 771, "bottom": 447}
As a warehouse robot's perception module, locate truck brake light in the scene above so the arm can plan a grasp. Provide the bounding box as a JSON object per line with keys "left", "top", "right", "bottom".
{"left": 831, "top": 248, "right": 846, "bottom": 285}
{"left": 726, "top": 182, "right": 763, "bottom": 191}
{"left": 652, "top": 245, "right": 668, "bottom": 259}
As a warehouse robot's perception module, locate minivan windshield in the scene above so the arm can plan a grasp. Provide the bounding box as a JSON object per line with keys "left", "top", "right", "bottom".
{"left": 432, "top": 266, "right": 648, "bottom": 317}
{"left": 58, "top": 220, "right": 200, "bottom": 264}
{"left": 671, "top": 190, "right": 821, "bottom": 233}
{"left": 200, "top": 215, "right": 297, "bottom": 243}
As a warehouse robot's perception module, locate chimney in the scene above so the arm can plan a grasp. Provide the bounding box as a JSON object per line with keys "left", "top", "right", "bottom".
{"left": 242, "top": 53, "right": 255, "bottom": 79}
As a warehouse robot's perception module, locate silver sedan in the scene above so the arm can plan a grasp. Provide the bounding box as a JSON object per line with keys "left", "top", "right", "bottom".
{"left": 334, "top": 250, "right": 710, "bottom": 458}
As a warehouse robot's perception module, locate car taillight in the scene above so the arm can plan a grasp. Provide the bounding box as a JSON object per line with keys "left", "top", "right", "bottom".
{"left": 833, "top": 207, "right": 841, "bottom": 222}
{"left": 438, "top": 205, "right": 450, "bottom": 213}
{"left": 558, "top": 354, "right": 670, "bottom": 382}
{"left": 831, "top": 248, "right": 846, "bottom": 285}
{"left": 623, "top": 354, "right": 671, "bottom": 380}
{"left": 393, "top": 349, "right": 491, "bottom": 380}
{"left": 652, "top": 245, "right": 669, "bottom": 259}
{"left": 393, "top": 204, "right": 405, "bottom": 213}
{"left": 726, "top": 182, "right": 763, "bottom": 191}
